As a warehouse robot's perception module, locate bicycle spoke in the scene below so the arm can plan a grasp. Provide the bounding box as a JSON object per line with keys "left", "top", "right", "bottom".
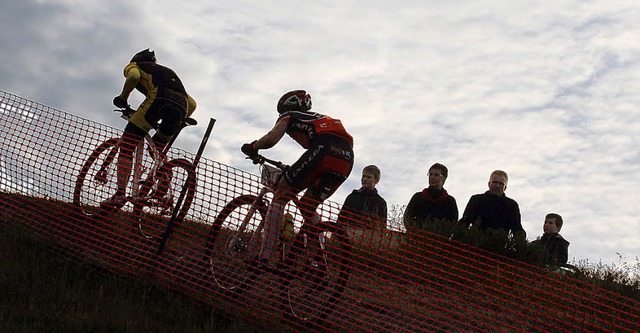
{"left": 204, "top": 195, "right": 267, "bottom": 291}
{"left": 133, "top": 158, "right": 196, "bottom": 240}
{"left": 284, "top": 224, "right": 351, "bottom": 324}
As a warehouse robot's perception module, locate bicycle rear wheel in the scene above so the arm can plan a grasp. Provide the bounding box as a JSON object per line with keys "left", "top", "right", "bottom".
{"left": 132, "top": 158, "right": 197, "bottom": 240}
{"left": 281, "top": 222, "right": 352, "bottom": 325}
{"left": 73, "top": 138, "right": 120, "bottom": 216}
{"left": 202, "top": 195, "right": 268, "bottom": 292}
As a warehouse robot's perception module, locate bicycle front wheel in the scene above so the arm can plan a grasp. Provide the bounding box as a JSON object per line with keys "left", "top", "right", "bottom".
{"left": 73, "top": 138, "right": 120, "bottom": 216}
{"left": 281, "top": 222, "right": 352, "bottom": 325}
{"left": 202, "top": 195, "right": 268, "bottom": 292}
{"left": 132, "top": 158, "right": 197, "bottom": 240}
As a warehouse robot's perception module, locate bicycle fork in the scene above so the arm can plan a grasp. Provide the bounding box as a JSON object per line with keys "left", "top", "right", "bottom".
{"left": 228, "top": 190, "right": 270, "bottom": 253}
{"left": 95, "top": 146, "right": 119, "bottom": 184}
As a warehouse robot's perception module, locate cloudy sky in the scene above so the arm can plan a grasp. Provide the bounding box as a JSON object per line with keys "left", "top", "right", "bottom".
{"left": 2, "top": 0, "right": 639, "bottom": 268}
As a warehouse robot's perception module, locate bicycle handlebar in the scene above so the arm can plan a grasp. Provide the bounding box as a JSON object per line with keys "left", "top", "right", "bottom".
{"left": 247, "top": 154, "right": 288, "bottom": 171}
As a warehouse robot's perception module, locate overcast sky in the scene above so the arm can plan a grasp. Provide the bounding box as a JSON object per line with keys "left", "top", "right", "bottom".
{"left": 2, "top": 0, "right": 639, "bottom": 268}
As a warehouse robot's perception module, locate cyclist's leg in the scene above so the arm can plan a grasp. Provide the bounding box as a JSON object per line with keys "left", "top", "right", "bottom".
{"left": 259, "top": 182, "right": 297, "bottom": 262}
{"left": 116, "top": 130, "right": 141, "bottom": 194}
{"left": 287, "top": 144, "right": 353, "bottom": 262}
{"left": 298, "top": 170, "right": 347, "bottom": 256}
{"left": 147, "top": 101, "right": 185, "bottom": 153}
{"left": 290, "top": 147, "right": 354, "bottom": 225}
{"left": 286, "top": 145, "right": 327, "bottom": 225}
{"left": 256, "top": 145, "right": 325, "bottom": 264}
{"left": 101, "top": 124, "right": 145, "bottom": 207}
{"left": 147, "top": 103, "right": 184, "bottom": 198}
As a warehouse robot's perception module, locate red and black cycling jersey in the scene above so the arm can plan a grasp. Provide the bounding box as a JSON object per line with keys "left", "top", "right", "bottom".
{"left": 277, "top": 110, "right": 354, "bottom": 149}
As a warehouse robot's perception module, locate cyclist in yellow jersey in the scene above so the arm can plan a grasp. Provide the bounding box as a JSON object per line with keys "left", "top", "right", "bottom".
{"left": 102, "top": 49, "right": 196, "bottom": 208}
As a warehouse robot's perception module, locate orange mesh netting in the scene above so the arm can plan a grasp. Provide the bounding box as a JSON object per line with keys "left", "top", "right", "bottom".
{"left": 1, "top": 89, "right": 638, "bottom": 332}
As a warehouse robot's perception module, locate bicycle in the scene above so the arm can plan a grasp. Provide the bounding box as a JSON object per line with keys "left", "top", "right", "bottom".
{"left": 201, "top": 154, "right": 352, "bottom": 325}
{"left": 73, "top": 106, "right": 198, "bottom": 240}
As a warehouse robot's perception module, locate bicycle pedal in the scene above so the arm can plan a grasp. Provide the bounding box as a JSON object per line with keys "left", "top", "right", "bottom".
{"left": 232, "top": 241, "right": 246, "bottom": 253}
{"left": 143, "top": 196, "right": 174, "bottom": 212}
{"left": 244, "top": 257, "right": 269, "bottom": 275}
{"left": 100, "top": 195, "right": 127, "bottom": 209}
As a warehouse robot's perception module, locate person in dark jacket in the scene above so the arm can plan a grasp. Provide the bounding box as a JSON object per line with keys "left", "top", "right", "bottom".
{"left": 403, "top": 163, "right": 458, "bottom": 232}
{"left": 532, "top": 213, "right": 570, "bottom": 265}
{"left": 459, "top": 170, "right": 526, "bottom": 239}
{"left": 337, "top": 165, "right": 388, "bottom": 230}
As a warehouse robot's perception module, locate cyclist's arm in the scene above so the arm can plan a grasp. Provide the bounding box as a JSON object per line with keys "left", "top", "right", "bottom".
{"left": 186, "top": 94, "right": 196, "bottom": 117}
{"left": 254, "top": 119, "right": 287, "bottom": 149}
{"left": 118, "top": 66, "right": 141, "bottom": 99}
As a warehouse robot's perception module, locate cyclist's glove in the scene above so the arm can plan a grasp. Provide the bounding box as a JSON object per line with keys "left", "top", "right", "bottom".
{"left": 113, "top": 96, "right": 129, "bottom": 109}
{"left": 241, "top": 140, "right": 259, "bottom": 158}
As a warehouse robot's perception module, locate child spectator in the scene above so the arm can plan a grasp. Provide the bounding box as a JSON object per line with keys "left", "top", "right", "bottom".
{"left": 337, "top": 165, "right": 388, "bottom": 230}
{"left": 532, "top": 213, "right": 570, "bottom": 265}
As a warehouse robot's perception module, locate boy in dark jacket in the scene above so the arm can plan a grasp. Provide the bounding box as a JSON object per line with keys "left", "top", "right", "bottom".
{"left": 337, "top": 165, "right": 388, "bottom": 230}
{"left": 532, "top": 213, "right": 570, "bottom": 265}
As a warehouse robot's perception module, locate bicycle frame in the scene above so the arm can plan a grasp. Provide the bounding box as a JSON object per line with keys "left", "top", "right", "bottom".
{"left": 113, "top": 109, "right": 170, "bottom": 205}
{"left": 74, "top": 107, "right": 202, "bottom": 243}
{"left": 225, "top": 163, "right": 303, "bottom": 260}
{"left": 225, "top": 184, "right": 272, "bottom": 253}
{"left": 229, "top": 158, "right": 328, "bottom": 267}
{"left": 204, "top": 154, "right": 352, "bottom": 325}
{"left": 129, "top": 132, "right": 164, "bottom": 202}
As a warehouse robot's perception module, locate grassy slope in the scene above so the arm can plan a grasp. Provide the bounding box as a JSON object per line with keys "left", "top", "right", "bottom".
{"left": 0, "top": 223, "right": 261, "bottom": 333}
{"left": 1, "top": 192, "right": 638, "bottom": 332}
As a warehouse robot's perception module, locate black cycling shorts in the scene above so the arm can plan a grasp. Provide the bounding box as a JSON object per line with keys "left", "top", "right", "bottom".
{"left": 285, "top": 136, "right": 354, "bottom": 191}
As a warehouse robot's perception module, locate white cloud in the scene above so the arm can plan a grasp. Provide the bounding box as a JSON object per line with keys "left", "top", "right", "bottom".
{"left": 1, "top": 0, "right": 639, "bottom": 265}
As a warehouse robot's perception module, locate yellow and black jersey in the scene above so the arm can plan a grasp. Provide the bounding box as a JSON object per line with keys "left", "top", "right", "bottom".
{"left": 123, "top": 61, "right": 196, "bottom": 134}
{"left": 124, "top": 61, "right": 188, "bottom": 108}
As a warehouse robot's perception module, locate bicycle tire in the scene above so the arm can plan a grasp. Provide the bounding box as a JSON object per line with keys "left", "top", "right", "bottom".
{"left": 202, "top": 194, "right": 269, "bottom": 292}
{"left": 280, "top": 221, "right": 352, "bottom": 326}
{"left": 73, "top": 138, "right": 120, "bottom": 216}
{"left": 132, "top": 158, "right": 197, "bottom": 240}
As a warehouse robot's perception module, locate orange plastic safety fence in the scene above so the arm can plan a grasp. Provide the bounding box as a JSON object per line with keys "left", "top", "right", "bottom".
{"left": 1, "top": 89, "right": 639, "bottom": 332}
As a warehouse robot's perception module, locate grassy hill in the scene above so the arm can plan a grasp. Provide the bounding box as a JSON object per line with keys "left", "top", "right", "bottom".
{"left": 0, "top": 220, "right": 263, "bottom": 333}
{"left": 1, "top": 192, "right": 639, "bottom": 332}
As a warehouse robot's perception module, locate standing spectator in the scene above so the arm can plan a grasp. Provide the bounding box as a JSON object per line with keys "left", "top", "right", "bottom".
{"left": 403, "top": 163, "right": 458, "bottom": 232}
{"left": 531, "top": 213, "right": 570, "bottom": 265}
{"left": 459, "top": 170, "right": 526, "bottom": 239}
{"left": 337, "top": 165, "right": 388, "bottom": 230}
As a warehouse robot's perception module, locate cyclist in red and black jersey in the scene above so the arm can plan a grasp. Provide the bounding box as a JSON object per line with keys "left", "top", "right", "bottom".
{"left": 102, "top": 49, "right": 196, "bottom": 208}
{"left": 242, "top": 90, "right": 354, "bottom": 267}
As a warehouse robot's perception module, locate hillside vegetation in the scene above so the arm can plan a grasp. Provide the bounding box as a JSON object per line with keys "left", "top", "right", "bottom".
{"left": 1, "top": 193, "right": 639, "bottom": 332}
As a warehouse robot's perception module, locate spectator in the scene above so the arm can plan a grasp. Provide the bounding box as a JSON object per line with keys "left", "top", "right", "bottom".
{"left": 403, "top": 163, "right": 458, "bottom": 232}
{"left": 531, "top": 213, "right": 570, "bottom": 265}
{"left": 337, "top": 165, "right": 388, "bottom": 230}
{"left": 459, "top": 170, "right": 526, "bottom": 239}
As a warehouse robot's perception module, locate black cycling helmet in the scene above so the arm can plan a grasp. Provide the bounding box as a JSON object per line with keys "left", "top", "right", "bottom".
{"left": 130, "top": 49, "right": 156, "bottom": 63}
{"left": 277, "top": 90, "right": 312, "bottom": 114}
